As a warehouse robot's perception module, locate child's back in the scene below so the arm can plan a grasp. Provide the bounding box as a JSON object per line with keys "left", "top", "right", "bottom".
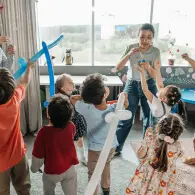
{"left": 126, "top": 113, "right": 184, "bottom": 195}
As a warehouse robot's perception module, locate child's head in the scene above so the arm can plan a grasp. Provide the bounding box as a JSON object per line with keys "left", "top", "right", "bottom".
{"left": 151, "top": 113, "right": 185, "bottom": 172}
{"left": 80, "top": 73, "right": 109, "bottom": 105}
{"left": 0, "top": 68, "right": 16, "bottom": 105}
{"left": 47, "top": 94, "right": 74, "bottom": 128}
{"left": 56, "top": 73, "right": 75, "bottom": 96}
{"left": 157, "top": 85, "right": 187, "bottom": 121}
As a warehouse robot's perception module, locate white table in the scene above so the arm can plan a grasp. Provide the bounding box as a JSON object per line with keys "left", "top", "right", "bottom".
{"left": 40, "top": 75, "right": 123, "bottom": 101}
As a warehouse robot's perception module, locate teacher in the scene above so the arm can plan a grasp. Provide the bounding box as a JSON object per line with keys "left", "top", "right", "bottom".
{"left": 114, "top": 23, "right": 161, "bottom": 156}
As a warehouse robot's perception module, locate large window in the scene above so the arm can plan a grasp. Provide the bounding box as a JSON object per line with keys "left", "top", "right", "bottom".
{"left": 153, "top": 0, "right": 195, "bottom": 65}
{"left": 37, "top": 0, "right": 195, "bottom": 66}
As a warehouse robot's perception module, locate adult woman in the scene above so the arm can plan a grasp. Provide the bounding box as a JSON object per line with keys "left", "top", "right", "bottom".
{"left": 114, "top": 23, "right": 161, "bottom": 156}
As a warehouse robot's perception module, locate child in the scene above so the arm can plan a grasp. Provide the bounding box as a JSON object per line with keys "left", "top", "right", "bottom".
{"left": 181, "top": 53, "right": 195, "bottom": 70}
{"left": 126, "top": 113, "right": 184, "bottom": 195}
{"left": 135, "top": 59, "right": 187, "bottom": 128}
{"left": 55, "top": 73, "right": 87, "bottom": 165}
{"left": 0, "top": 61, "right": 34, "bottom": 195}
{"left": 0, "top": 35, "right": 16, "bottom": 70}
{"left": 31, "top": 94, "right": 79, "bottom": 195}
{"left": 70, "top": 73, "right": 128, "bottom": 195}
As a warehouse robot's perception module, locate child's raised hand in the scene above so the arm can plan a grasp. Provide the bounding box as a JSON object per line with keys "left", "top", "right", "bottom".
{"left": 27, "top": 60, "right": 35, "bottom": 69}
{"left": 134, "top": 64, "right": 144, "bottom": 74}
{"left": 181, "top": 53, "right": 190, "bottom": 61}
{"left": 154, "top": 58, "right": 161, "bottom": 70}
{"left": 141, "top": 62, "right": 149, "bottom": 70}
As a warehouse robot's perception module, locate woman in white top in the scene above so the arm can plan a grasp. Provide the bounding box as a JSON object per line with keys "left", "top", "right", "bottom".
{"left": 135, "top": 59, "right": 187, "bottom": 127}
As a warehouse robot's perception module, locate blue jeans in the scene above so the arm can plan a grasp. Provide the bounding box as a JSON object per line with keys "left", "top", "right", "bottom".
{"left": 116, "top": 78, "right": 157, "bottom": 153}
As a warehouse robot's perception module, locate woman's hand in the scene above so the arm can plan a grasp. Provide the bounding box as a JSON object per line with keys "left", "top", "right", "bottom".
{"left": 127, "top": 47, "right": 139, "bottom": 57}
{"left": 181, "top": 53, "right": 190, "bottom": 61}
{"left": 135, "top": 64, "right": 144, "bottom": 74}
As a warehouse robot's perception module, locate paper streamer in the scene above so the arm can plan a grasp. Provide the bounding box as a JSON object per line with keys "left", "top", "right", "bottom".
{"left": 84, "top": 92, "right": 132, "bottom": 195}
{"left": 13, "top": 34, "right": 64, "bottom": 80}
{"left": 42, "top": 41, "right": 55, "bottom": 108}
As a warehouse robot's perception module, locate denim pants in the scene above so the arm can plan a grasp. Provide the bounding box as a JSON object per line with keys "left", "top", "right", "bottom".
{"left": 116, "top": 78, "right": 157, "bottom": 153}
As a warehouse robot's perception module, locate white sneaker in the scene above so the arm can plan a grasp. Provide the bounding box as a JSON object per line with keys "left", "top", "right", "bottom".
{"left": 80, "top": 156, "right": 87, "bottom": 166}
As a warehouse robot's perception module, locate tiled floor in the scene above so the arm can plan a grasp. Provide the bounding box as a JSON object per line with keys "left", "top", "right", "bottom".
{"left": 24, "top": 112, "right": 195, "bottom": 166}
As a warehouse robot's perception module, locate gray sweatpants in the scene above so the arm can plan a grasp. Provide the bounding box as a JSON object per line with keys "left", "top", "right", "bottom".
{"left": 42, "top": 166, "right": 77, "bottom": 195}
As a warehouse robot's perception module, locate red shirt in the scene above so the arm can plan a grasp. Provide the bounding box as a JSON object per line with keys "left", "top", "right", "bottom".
{"left": 0, "top": 85, "right": 26, "bottom": 172}
{"left": 32, "top": 122, "right": 79, "bottom": 174}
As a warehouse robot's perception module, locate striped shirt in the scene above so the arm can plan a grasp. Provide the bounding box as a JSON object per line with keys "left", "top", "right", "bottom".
{"left": 0, "top": 48, "right": 14, "bottom": 71}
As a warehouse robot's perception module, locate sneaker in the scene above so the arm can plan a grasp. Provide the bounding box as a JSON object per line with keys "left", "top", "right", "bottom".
{"left": 102, "top": 187, "right": 110, "bottom": 195}
{"left": 114, "top": 151, "right": 121, "bottom": 157}
{"left": 80, "top": 156, "right": 87, "bottom": 166}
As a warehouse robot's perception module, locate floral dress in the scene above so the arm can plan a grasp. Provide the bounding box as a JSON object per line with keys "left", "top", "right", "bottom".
{"left": 126, "top": 128, "right": 183, "bottom": 195}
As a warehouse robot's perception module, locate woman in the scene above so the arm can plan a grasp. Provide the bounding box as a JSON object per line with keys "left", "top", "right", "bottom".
{"left": 114, "top": 23, "right": 161, "bottom": 156}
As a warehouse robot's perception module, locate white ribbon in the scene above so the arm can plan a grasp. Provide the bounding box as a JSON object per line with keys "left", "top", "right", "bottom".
{"left": 84, "top": 92, "right": 132, "bottom": 195}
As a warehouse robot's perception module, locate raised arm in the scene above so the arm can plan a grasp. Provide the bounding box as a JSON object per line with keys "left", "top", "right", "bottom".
{"left": 135, "top": 64, "right": 153, "bottom": 103}
{"left": 113, "top": 46, "right": 139, "bottom": 72}
{"left": 154, "top": 58, "right": 164, "bottom": 91}
{"left": 70, "top": 95, "right": 81, "bottom": 106}
{"left": 182, "top": 53, "right": 195, "bottom": 70}
{"left": 141, "top": 61, "right": 156, "bottom": 79}
{"left": 20, "top": 60, "right": 34, "bottom": 89}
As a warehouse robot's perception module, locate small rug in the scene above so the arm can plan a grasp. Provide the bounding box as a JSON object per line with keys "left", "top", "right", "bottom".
{"left": 130, "top": 138, "right": 195, "bottom": 195}
{"left": 10, "top": 158, "right": 136, "bottom": 195}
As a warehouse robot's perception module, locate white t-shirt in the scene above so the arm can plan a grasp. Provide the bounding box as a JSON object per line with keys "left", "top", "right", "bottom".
{"left": 147, "top": 95, "right": 171, "bottom": 118}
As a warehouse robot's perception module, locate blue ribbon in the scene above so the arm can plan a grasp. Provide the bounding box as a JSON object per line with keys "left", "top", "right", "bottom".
{"left": 13, "top": 34, "right": 64, "bottom": 80}
{"left": 42, "top": 41, "right": 55, "bottom": 108}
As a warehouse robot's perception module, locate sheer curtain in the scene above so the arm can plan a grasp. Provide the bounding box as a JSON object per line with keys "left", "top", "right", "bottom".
{"left": 0, "top": 0, "right": 42, "bottom": 135}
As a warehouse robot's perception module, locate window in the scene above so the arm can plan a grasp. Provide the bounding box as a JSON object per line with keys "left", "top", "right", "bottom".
{"left": 94, "top": 0, "right": 151, "bottom": 65}
{"left": 37, "top": 0, "right": 92, "bottom": 65}
{"left": 153, "top": 0, "right": 195, "bottom": 65}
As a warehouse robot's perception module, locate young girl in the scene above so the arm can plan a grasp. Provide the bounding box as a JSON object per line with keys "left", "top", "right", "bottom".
{"left": 126, "top": 113, "right": 184, "bottom": 194}
{"left": 135, "top": 59, "right": 187, "bottom": 129}
{"left": 55, "top": 73, "right": 87, "bottom": 165}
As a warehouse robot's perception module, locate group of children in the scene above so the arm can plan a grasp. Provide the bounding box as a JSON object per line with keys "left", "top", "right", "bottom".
{"left": 0, "top": 35, "right": 195, "bottom": 195}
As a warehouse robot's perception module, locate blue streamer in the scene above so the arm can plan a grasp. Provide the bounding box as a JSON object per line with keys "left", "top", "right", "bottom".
{"left": 13, "top": 34, "right": 64, "bottom": 80}
{"left": 42, "top": 41, "right": 55, "bottom": 108}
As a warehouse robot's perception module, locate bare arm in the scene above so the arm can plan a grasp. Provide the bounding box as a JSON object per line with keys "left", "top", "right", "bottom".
{"left": 154, "top": 58, "right": 164, "bottom": 91}
{"left": 146, "top": 64, "right": 156, "bottom": 79}
{"left": 135, "top": 64, "right": 153, "bottom": 103}
{"left": 20, "top": 61, "right": 34, "bottom": 89}
{"left": 70, "top": 95, "right": 81, "bottom": 105}
{"left": 182, "top": 53, "right": 195, "bottom": 70}
{"left": 31, "top": 156, "right": 44, "bottom": 173}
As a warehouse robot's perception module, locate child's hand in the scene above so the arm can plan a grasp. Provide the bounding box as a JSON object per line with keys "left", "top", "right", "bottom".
{"left": 7, "top": 44, "right": 16, "bottom": 55}
{"left": 27, "top": 60, "right": 35, "bottom": 69}
{"left": 141, "top": 62, "right": 149, "bottom": 70}
{"left": 134, "top": 64, "right": 144, "bottom": 74}
{"left": 181, "top": 53, "right": 190, "bottom": 61}
{"left": 154, "top": 58, "right": 161, "bottom": 70}
{"left": 0, "top": 36, "right": 8, "bottom": 44}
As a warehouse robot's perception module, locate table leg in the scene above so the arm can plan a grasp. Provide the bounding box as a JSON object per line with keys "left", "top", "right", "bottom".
{"left": 45, "top": 86, "right": 50, "bottom": 101}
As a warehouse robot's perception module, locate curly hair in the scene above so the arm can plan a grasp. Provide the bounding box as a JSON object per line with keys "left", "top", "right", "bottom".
{"left": 80, "top": 73, "right": 106, "bottom": 105}
{"left": 151, "top": 113, "right": 184, "bottom": 172}
{"left": 48, "top": 94, "right": 74, "bottom": 128}
{"left": 0, "top": 68, "right": 16, "bottom": 105}
{"left": 165, "top": 85, "right": 187, "bottom": 121}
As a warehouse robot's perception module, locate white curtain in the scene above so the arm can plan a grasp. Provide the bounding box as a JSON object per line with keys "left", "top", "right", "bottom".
{"left": 0, "top": 0, "right": 42, "bottom": 135}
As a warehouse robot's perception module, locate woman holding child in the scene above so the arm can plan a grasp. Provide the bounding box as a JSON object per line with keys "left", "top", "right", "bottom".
{"left": 113, "top": 23, "right": 161, "bottom": 156}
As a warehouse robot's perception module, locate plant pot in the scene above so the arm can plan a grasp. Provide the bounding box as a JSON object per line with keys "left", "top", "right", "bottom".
{"left": 168, "top": 59, "right": 175, "bottom": 66}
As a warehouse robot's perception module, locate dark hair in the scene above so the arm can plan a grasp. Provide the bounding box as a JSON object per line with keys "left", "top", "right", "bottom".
{"left": 139, "top": 23, "right": 155, "bottom": 37}
{"left": 0, "top": 68, "right": 16, "bottom": 105}
{"left": 55, "top": 73, "right": 71, "bottom": 95}
{"left": 48, "top": 94, "right": 74, "bottom": 128}
{"left": 80, "top": 73, "right": 106, "bottom": 105}
{"left": 151, "top": 113, "right": 184, "bottom": 172}
{"left": 165, "top": 85, "right": 187, "bottom": 121}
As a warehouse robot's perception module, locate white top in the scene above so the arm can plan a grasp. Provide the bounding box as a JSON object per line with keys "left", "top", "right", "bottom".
{"left": 39, "top": 75, "right": 123, "bottom": 86}
{"left": 147, "top": 95, "right": 171, "bottom": 118}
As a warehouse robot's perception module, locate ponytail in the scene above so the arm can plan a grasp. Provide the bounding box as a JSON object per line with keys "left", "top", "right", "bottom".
{"left": 177, "top": 100, "right": 187, "bottom": 122}
{"left": 151, "top": 141, "right": 168, "bottom": 172}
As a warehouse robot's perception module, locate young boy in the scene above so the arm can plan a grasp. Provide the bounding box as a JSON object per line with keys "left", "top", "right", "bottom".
{"left": 31, "top": 94, "right": 79, "bottom": 195}
{"left": 70, "top": 73, "right": 128, "bottom": 195}
{"left": 0, "top": 61, "right": 34, "bottom": 195}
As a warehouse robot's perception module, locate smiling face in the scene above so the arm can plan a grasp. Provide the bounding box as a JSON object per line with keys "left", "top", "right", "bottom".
{"left": 138, "top": 30, "right": 153, "bottom": 47}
